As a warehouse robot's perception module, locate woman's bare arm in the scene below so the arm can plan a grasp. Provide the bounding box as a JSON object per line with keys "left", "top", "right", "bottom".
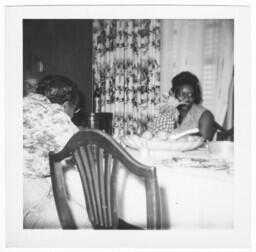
{"left": 199, "top": 110, "right": 216, "bottom": 141}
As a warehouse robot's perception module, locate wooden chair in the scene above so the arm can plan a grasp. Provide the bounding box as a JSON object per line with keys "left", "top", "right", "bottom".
{"left": 49, "top": 129, "right": 162, "bottom": 229}
{"left": 214, "top": 122, "right": 234, "bottom": 141}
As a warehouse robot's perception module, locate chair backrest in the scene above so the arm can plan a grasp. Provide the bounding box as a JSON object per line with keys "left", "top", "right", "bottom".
{"left": 49, "top": 129, "right": 161, "bottom": 229}
{"left": 214, "top": 121, "right": 234, "bottom": 141}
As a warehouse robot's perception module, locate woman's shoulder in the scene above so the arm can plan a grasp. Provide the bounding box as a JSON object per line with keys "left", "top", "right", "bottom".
{"left": 192, "top": 104, "right": 214, "bottom": 118}
{"left": 23, "top": 93, "right": 66, "bottom": 116}
{"left": 191, "top": 103, "right": 207, "bottom": 113}
{"left": 200, "top": 109, "right": 215, "bottom": 121}
{"left": 23, "top": 93, "right": 50, "bottom": 104}
{"left": 197, "top": 105, "right": 215, "bottom": 133}
{"left": 23, "top": 92, "right": 78, "bottom": 139}
{"left": 187, "top": 104, "right": 206, "bottom": 121}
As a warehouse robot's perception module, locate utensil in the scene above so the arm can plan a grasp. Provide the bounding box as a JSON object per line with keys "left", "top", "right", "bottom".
{"left": 169, "top": 128, "right": 199, "bottom": 141}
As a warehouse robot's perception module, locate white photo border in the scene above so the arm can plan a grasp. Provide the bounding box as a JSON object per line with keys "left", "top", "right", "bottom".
{"left": 5, "top": 3, "right": 252, "bottom": 249}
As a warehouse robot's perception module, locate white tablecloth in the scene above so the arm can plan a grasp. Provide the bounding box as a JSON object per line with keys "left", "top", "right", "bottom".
{"left": 65, "top": 147, "right": 234, "bottom": 229}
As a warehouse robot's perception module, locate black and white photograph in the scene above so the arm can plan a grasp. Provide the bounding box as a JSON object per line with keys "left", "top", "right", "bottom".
{"left": 22, "top": 18, "right": 234, "bottom": 230}
{"left": 4, "top": 2, "right": 253, "bottom": 249}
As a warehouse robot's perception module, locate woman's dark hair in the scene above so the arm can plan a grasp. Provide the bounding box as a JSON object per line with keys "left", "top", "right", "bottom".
{"left": 170, "top": 71, "right": 202, "bottom": 104}
{"left": 36, "top": 75, "right": 80, "bottom": 107}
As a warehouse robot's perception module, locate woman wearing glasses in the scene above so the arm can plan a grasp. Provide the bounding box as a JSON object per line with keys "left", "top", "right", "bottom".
{"left": 23, "top": 74, "right": 90, "bottom": 228}
{"left": 170, "top": 71, "right": 216, "bottom": 141}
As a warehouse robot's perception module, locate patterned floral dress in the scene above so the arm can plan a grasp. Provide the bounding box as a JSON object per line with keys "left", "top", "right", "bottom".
{"left": 23, "top": 93, "right": 89, "bottom": 228}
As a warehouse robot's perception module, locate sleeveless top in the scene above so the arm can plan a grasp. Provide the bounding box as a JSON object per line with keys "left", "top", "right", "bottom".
{"left": 176, "top": 104, "right": 207, "bottom": 132}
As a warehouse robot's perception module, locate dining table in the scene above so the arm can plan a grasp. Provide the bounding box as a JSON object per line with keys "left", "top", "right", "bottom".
{"left": 64, "top": 136, "right": 234, "bottom": 229}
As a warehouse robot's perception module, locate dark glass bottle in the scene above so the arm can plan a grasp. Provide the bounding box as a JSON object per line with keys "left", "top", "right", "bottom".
{"left": 93, "top": 86, "right": 101, "bottom": 113}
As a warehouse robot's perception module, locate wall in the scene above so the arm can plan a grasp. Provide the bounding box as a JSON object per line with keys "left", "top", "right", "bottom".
{"left": 23, "top": 19, "right": 93, "bottom": 112}
{"left": 160, "top": 20, "right": 234, "bottom": 124}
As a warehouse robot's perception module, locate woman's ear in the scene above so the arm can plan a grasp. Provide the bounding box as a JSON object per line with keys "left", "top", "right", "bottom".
{"left": 62, "top": 101, "right": 75, "bottom": 118}
{"left": 62, "top": 101, "right": 69, "bottom": 113}
{"left": 63, "top": 101, "right": 73, "bottom": 117}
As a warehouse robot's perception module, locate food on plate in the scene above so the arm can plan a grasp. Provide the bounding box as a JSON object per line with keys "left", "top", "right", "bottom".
{"left": 185, "top": 135, "right": 197, "bottom": 142}
{"left": 150, "top": 137, "right": 163, "bottom": 143}
{"left": 141, "top": 130, "right": 153, "bottom": 140}
{"left": 129, "top": 135, "right": 140, "bottom": 141}
{"left": 167, "top": 134, "right": 178, "bottom": 142}
{"left": 128, "top": 135, "right": 142, "bottom": 146}
{"left": 175, "top": 136, "right": 187, "bottom": 143}
{"left": 122, "top": 130, "right": 204, "bottom": 152}
{"left": 157, "top": 130, "right": 168, "bottom": 141}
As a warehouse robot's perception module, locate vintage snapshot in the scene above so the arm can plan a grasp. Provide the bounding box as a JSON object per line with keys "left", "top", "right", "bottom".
{"left": 23, "top": 18, "right": 234, "bottom": 230}
{"left": 5, "top": 3, "right": 251, "bottom": 249}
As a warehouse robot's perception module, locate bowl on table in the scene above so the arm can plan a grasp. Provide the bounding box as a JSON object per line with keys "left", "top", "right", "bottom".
{"left": 122, "top": 131, "right": 204, "bottom": 152}
{"left": 207, "top": 141, "right": 234, "bottom": 161}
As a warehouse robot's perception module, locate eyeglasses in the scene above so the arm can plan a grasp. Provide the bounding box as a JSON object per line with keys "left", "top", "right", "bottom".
{"left": 74, "top": 107, "right": 81, "bottom": 114}
{"left": 176, "top": 91, "right": 194, "bottom": 100}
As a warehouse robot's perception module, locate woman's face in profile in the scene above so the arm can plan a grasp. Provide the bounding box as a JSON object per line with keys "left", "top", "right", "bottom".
{"left": 175, "top": 84, "right": 195, "bottom": 112}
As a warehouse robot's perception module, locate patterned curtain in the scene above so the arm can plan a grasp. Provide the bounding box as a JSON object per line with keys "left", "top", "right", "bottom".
{"left": 92, "top": 19, "right": 161, "bottom": 136}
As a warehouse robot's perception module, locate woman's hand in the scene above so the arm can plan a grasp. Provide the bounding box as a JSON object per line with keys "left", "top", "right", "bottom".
{"left": 154, "top": 93, "right": 186, "bottom": 116}
{"left": 162, "top": 93, "right": 187, "bottom": 107}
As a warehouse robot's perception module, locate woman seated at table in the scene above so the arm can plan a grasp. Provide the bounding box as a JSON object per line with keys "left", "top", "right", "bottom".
{"left": 148, "top": 71, "right": 215, "bottom": 141}
{"left": 170, "top": 71, "right": 216, "bottom": 141}
{"left": 23, "top": 74, "right": 91, "bottom": 228}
